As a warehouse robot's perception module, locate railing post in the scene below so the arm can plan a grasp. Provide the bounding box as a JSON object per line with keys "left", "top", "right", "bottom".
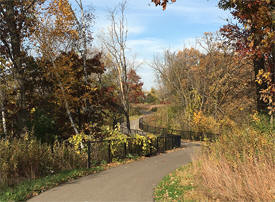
{"left": 172, "top": 136, "right": 174, "bottom": 148}
{"left": 87, "top": 141, "right": 91, "bottom": 169}
{"left": 140, "top": 139, "right": 144, "bottom": 156}
{"left": 156, "top": 137, "right": 159, "bottom": 153}
{"left": 108, "top": 140, "right": 112, "bottom": 163}
{"left": 139, "top": 117, "right": 143, "bottom": 130}
{"left": 129, "top": 139, "right": 132, "bottom": 154}
{"left": 149, "top": 138, "right": 152, "bottom": 156}
{"left": 164, "top": 135, "right": 167, "bottom": 151}
{"left": 124, "top": 142, "right": 127, "bottom": 158}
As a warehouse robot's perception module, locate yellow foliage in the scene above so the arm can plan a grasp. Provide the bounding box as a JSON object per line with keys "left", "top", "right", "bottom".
{"left": 30, "top": 107, "right": 36, "bottom": 114}
{"left": 251, "top": 111, "right": 261, "bottom": 123}
{"left": 256, "top": 68, "right": 274, "bottom": 115}
{"left": 192, "top": 111, "right": 220, "bottom": 134}
{"left": 131, "top": 134, "right": 157, "bottom": 153}
{"left": 68, "top": 132, "right": 90, "bottom": 153}
{"left": 68, "top": 125, "right": 158, "bottom": 157}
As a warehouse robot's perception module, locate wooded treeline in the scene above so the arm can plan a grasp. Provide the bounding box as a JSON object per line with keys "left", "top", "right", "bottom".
{"left": 150, "top": 2, "right": 274, "bottom": 200}
{"left": 153, "top": 32, "right": 256, "bottom": 132}
{"left": 0, "top": 0, "right": 274, "bottom": 142}
{"left": 152, "top": 0, "right": 274, "bottom": 131}
{"left": 0, "top": 0, "right": 144, "bottom": 142}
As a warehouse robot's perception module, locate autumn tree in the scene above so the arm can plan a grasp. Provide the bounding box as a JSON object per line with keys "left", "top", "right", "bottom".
{"left": 72, "top": 0, "right": 95, "bottom": 83}
{"left": 33, "top": 0, "right": 82, "bottom": 135}
{"left": 145, "top": 88, "right": 159, "bottom": 104}
{"left": 127, "top": 69, "right": 145, "bottom": 103}
{"left": 151, "top": 0, "right": 274, "bottom": 122}
{"left": 100, "top": 1, "right": 132, "bottom": 132}
{"left": 153, "top": 48, "right": 203, "bottom": 129}
{"left": 154, "top": 32, "right": 256, "bottom": 130}
{"left": 0, "top": 0, "right": 46, "bottom": 134}
{"left": 153, "top": 48, "right": 202, "bottom": 111}
{"left": 33, "top": 0, "right": 114, "bottom": 139}
{"left": 197, "top": 33, "right": 256, "bottom": 121}
{"left": 218, "top": 0, "right": 274, "bottom": 118}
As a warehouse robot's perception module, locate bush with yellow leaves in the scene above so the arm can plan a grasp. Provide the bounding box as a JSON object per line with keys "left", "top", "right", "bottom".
{"left": 192, "top": 111, "right": 220, "bottom": 134}
{"left": 67, "top": 124, "right": 158, "bottom": 162}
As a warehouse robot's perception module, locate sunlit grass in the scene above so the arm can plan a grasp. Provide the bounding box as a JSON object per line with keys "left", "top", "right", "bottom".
{"left": 154, "top": 164, "right": 197, "bottom": 202}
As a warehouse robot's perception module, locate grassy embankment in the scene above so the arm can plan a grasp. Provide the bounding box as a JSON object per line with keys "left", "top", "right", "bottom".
{"left": 154, "top": 113, "right": 274, "bottom": 201}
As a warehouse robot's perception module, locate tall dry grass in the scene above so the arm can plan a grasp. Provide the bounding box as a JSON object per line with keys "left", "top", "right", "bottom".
{"left": 0, "top": 137, "right": 86, "bottom": 187}
{"left": 194, "top": 155, "right": 274, "bottom": 201}
{"left": 193, "top": 127, "right": 275, "bottom": 201}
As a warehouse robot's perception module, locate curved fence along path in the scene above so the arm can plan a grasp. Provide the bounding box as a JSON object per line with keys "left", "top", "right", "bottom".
{"left": 85, "top": 117, "right": 181, "bottom": 168}
{"left": 139, "top": 117, "right": 218, "bottom": 141}
{"left": 28, "top": 142, "right": 201, "bottom": 202}
{"left": 28, "top": 116, "right": 203, "bottom": 201}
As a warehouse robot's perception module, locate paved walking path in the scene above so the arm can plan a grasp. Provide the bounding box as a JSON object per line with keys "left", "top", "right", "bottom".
{"left": 130, "top": 118, "right": 140, "bottom": 130}
{"left": 28, "top": 142, "right": 200, "bottom": 202}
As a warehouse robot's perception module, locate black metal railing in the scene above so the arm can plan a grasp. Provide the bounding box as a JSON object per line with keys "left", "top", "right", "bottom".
{"left": 139, "top": 117, "right": 217, "bottom": 141}
{"left": 86, "top": 134, "right": 181, "bottom": 168}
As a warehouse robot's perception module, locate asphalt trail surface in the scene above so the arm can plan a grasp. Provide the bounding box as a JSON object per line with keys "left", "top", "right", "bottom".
{"left": 130, "top": 118, "right": 140, "bottom": 130}
{"left": 28, "top": 142, "right": 200, "bottom": 202}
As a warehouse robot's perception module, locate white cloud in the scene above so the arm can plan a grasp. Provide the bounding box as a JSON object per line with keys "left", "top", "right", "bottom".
{"left": 127, "top": 37, "right": 201, "bottom": 59}
{"left": 127, "top": 38, "right": 167, "bottom": 57}
{"left": 128, "top": 25, "right": 145, "bottom": 35}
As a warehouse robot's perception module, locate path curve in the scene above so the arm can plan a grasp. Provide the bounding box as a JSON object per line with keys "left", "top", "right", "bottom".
{"left": 28, "top": 142, "right": 200, "bottom": 202}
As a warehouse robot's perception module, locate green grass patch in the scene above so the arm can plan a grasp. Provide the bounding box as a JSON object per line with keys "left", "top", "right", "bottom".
{"left": 154, "top": 164, "right": 196, "bottom": 202}
{"left": 0, "top": 166, "right": 104, "bottom": 202}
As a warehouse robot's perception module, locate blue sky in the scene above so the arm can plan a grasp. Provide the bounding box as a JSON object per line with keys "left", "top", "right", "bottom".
{"left": 75, "top": 0, "right": 230, "bottom": 90}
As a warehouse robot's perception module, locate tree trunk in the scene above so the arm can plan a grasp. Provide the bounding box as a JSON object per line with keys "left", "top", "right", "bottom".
{"left": 1, "top": 100, "right": 7, "bottom": 137}
{"left": 125, "top": 111, "right": 130, "bottom": 133}
{"left": 101, "top": 1, "right": 131, "bottom": 133}
{"left": 51, "top": 60, "right": 79, "bottom": 135}
{"left": 5, "top": 2, "right": 27, "bottom": 135}
{"left": 79, "top": 0, "right": 89, "bottom": 84}
{"left": 58, "top": 80, "right": 79, "bottom": 135}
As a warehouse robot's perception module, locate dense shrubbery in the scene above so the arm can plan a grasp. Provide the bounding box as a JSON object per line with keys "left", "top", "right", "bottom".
{"left": 69, "top": 125, "right": 158, "bottom": 158}
{"left": 0, "top": 136, "right": 86, "bottom": 188}
{"left": 0, "top": 124, "right": 159, "bottom": 189}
